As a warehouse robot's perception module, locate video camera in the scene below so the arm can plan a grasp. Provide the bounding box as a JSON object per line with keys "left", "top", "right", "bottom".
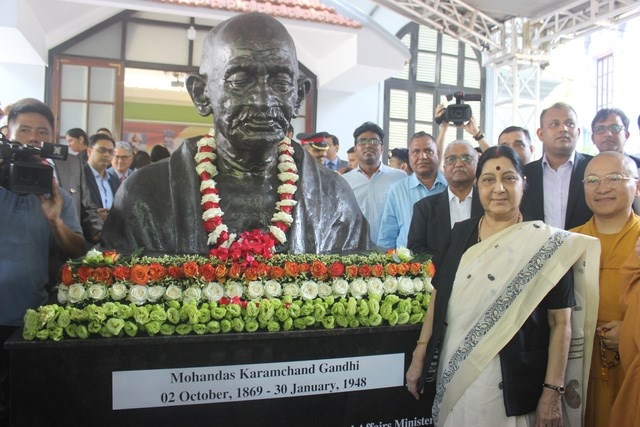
{"left": 0, "top": 133, "right": 68, "bottom": 194}
{"left": 435, "top": 91, "right": 482, "bottom": 126}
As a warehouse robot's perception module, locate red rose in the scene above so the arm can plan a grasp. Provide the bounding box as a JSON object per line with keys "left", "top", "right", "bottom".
{"left": 283, "top": 262, "right": 299, "bottom": 277}
{"left": 345, "top": 265, "right": 359, "bottom": 278}
{"left": 182, "top": 261, "right": 199, "bottom": 278}
{"left": 130, "top": 264, "right": 150, "bottom": 285}
{"left": 244, "top": 267, "right": 259, "bottom": 281}
{"left": 257, "top": 263, "right": 270, "bottom": 278}
{"left": 328, "top": 261, "right": 345, "bottom": 278}
{"left": 228, "top": 263, "right": 242, "bottom": 279}
{"left": 426, "top": 261, "right": 436, "bottom": 277}
{"left": 112, "top": 265, "right": 131, "bottom": 281}
{"left": 76, "top": 266, "right": 94, "bottom": 282}
{"left": 167, "top": 265, "right": 183, "bottom": 279}
{"left": 60, "top": 265, "right": 74, "bottom": 285}
{"left": 199, "top": 263, "right": 216, "bottom": 282}
{"left": 310, "top": 260, "right": 328, "bottom": 279}
{"left": 398, "top": 263, "right": 410, "bottom": 276}
{"left": 410, "top": 262, "right": 422, "bottom": 275}
{"left": 386, "top": 263, "right": 399, "bottom": 277}
{"left": 102, "top": 250, "right": 119, "bottom": 265}
{"left": 371, "top": 264, "right": 384, "bottom": 277}
{"left": 358, "top": 265, "right": 372, "bottom": 277}
{"left": 299, "top": 263, "right": 310, "bottom": 274}
{"left": 215, "top": 264, "right": 227, "bottom": 280}
{"left": 149, "top": 263, "right": 167, "bottom": 281}
{"left": 93, "top": 267, "right": 113, "bottom": 284}
{"left": 270, "top": 265, "right": 285, "bottom": 280}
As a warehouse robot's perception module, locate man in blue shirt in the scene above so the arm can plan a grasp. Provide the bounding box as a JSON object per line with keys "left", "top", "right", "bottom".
{"left": 377, "top": 132, "right": 447, "bottom": 249}
{"left": 342, "top": 122, "right": 407, "bottom": 244}
{"left": 84, "top": 133, "right": 120, "bottom": 223}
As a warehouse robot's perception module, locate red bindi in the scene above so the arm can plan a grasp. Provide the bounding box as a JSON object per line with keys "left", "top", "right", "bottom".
{"left": 496, "top": 165, "right": 501, "bottom": 171}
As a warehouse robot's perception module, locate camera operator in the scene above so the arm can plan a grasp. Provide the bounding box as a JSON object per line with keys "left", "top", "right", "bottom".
{"left": 434, "top": 103, "right": 491, "bottom": 167}
{"left": 0, "top": 99, "right": 86, "bottom": 419}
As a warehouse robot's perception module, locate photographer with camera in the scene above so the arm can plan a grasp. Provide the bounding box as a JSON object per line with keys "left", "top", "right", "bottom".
{"left": 434, "top": 93, "right": 490, "bottom": 166}
{"left": 0, "top": 99, "right": 86, "bottom": 420}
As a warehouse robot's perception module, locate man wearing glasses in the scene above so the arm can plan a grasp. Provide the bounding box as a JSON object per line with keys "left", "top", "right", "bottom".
{"left": 108, "top": 141, "right": 134, "bottom": 182}
{"left": 342, "top": 122, "right": 406, "bottom": 245}
{"left": 571, "top": 151, "right": 640, "bottom": 427}
{"left": 591, "top": 108, "right": 640, "bottom": 167}
{"left": 84, "top": 133, "right": 120, "bottom": 223}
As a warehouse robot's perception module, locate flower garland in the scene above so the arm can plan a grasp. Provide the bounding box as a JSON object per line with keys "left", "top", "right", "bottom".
{"left": 196, "top": 128, "right": 299, "bottom": 264}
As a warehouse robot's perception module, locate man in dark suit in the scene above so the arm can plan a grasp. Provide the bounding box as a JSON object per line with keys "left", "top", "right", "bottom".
{"left": 84, "top": 133, "right": 120, "bottom": 223}
{"left": 323, "top": 134, "right": 348, "bottom": 172}
{"left": 520, "top": 102, "right": 593, "bottom": 230}
{"left": 408, "top": 140, "right": 483, "bottom": 266}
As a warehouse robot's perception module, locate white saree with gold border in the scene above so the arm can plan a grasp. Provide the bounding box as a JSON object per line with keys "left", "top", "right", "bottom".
{"left": 433, "top": 221, "right": 600, "bottom": 427}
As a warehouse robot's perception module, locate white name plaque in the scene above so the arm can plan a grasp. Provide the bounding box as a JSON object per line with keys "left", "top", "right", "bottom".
{"left": 112, "top": 353, "right": 404, "bottom": 410}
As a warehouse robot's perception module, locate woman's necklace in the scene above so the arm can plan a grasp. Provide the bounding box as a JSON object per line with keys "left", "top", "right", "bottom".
{"left": 477, "top": 212, "right": 522, "bottom": 243}
{"left": 195, "top": 128, "right": 299, "bottom": 263}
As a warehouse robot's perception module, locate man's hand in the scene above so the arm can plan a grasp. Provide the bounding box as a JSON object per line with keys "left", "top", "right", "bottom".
{"left": 597, "top": 320, "right": 621, "bottom": 351}
{"left": 38, "top": 180, "right": 64, "bottom": 225}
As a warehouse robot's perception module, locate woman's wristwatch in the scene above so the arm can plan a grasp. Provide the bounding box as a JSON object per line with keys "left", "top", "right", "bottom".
{"left": 542, "top": 383, "right": 565, "bottom": 395}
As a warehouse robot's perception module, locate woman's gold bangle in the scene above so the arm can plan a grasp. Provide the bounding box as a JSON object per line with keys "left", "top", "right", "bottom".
{"left": 416, "top": 340, "right": 428, "bottom": 345}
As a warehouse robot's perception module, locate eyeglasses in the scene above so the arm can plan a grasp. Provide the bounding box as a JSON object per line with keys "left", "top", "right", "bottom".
{"left": 444, "top": 154, "right": 475, "bottom": 165}
{"left": 593, "top": 124, "right": 624, "bottom": 135}
{"left": 583, "top": 173, "right": 637, "bottom": 189}
{"left": 356, "top": 138, "right": 382, "bottom": 146}
{"left": 94, "top": 147, "right": 114, "bottom": 155}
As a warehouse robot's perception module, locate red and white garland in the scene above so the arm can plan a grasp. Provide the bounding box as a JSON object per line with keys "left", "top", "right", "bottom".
{"left": 195, "top": 128, "right": 298, "bottom": 263}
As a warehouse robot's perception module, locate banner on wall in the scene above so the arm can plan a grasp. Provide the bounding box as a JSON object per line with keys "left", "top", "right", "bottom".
{"left": 123, "top": 121, "right": 210, "bottom": 153}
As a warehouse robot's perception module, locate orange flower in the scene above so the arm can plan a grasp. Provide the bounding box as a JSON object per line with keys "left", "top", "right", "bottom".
{"left": 270, "top": 265, "right": 285, "bottom": 280}
{"left": 386, "top": 263, "right": 399, "bottom": 276}
{"left": 93, "top": 267, "right": 113, "bottom": 284}
{"left": 130, "top": 264, "right": 150, "bottom": 285}
{"left": 257, "top": 262, "right": 270, "bottom": 278}
{"left": 182, "top": 261, "right": 199, "bottom": 278}
{"left": 410, "top": 262, "right": 422, "bottom": 275}
{"left": 244, "top": 267, "right": 259, "bottom": 281}
{"left": 112, "top": 265, "right": 131, "bottom": 281}
{"left": 167, "top": 265, "right": 183, "bottom": 279}
{"left": 359, "top": 265, "right": 372, "bottom": 277}
{"left": 425, "top": 261, "right": 436, "bottom": 277}
{"left": 310, "top": 260, "right": 328, "bottom": 279}
{"left": 149, "top": 263, "right": 167, "bottom": 281}
{"left": 228, "top": 263, "right": 242, "bottom": 279}
{"left": 102, "top": 250, "right": 119, "bottom": 264}
{"left": 283, "top": 262, "right": 299, "bottom": 277}
{"left": 398, "top": 263, "right": 410, "bottom": 276}
{"left": 199, "top": 263, "right": 215, "bottom": 282}
{"left": 60, "top": 265, "right": 74, "bottom": 285}
{"left": 371, "top": 264, "right": 384, "bottom": 277}
{"left": 328, "top": 261, "right": 345, "bottom": 278}
{"left": 345, "top": 265, "right": 359, "bottom": 278}
{"left": 76, "top": 266, "right": 94, "bottom": 282}
{"left": 299, "top": 263, "right": 310, "bottom": 274}
{"left": 215, "top": 264, "right": 227, "bottom": 280}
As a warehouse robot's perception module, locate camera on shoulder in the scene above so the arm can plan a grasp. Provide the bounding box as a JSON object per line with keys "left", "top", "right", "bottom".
{"left": 0, "top": 134, "right": 68, "bottom": 194}
{"left": 436, "top": 91, "right": 482, "bottom": 126}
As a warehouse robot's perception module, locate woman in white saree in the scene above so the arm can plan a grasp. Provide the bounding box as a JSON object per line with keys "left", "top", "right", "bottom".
{"left": 405, "top": 146, "right": 600, "bottom": 427}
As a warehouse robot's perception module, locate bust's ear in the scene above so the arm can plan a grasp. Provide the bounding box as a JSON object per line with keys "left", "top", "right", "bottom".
{"left": 186, "top": 74, "right": 212, "bottom": 117}
{"left": 293, "top": 76, "right": 311, "bottom": 118}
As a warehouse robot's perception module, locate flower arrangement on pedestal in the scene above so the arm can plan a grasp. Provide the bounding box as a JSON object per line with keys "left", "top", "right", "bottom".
{"left": 23, "top": 248, "right": 433, "bottom": 340}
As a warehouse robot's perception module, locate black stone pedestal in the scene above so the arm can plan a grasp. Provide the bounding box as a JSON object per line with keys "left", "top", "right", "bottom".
{"left": 6, "top": 326, "right": 433, "bottom": 427}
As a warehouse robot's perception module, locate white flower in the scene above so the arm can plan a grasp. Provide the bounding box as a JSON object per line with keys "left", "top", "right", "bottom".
{"left": 269, "top": 226, "right": 287, "bottom": 245}
{"left": 396, "top": 247, "right": 413, "bottom": 262}
{"left": 183, "top": 286, "right": 202, "bottom": 304}
{"left": 423, "top": 277, "right": 434, "bottom": 293}
{"left": 225, "top": 281, "right": 244, "bottom": 299}
{"left": 200, "top": 179, "right": 217, "bottom": 192}
{"left": 282, "top": 283, "right": 300, "bottom": 297}
{"left": 398, "top": 277, "right": 415, "bottom": 295}
{"left": 383, "top": 277, "right": 398, "bottom": 294}
{"left": 332, "top": 279, "right": 349, "bottom": 297}
{"left": 202, "top": 207, "right": 224, "bottom": 221}
{"left": 413, "top": 277, "right": 425, "bottom": 293}
{"left": 164, "top": 284, "right": 183, "bottom": 301}
{"left": 57, "top": 285, "right": 69, "bottom": 304}
{"left": 278, "top": 153, "right": 294, "bottom": 164}
{"left": 276, "top": 199, "right": 297, "bottom": 208}
{"left": 278, "top": 161, "right": 297, "bottom": 173}
{"left": 264, "top": 280, "right": 282, "bottom": 298}
{"left": 196, "top": 132, "right": 215, "bottom": 148}
{"left": 350, "top": 279, "right": 368, "bottom": 298}
{"left": 147, "top": 286, "right": 165, "bottom": 303}
{"left": 277, "top": 183, "right": 297, "bottom": 195}
{"left": 67, "top": 283, "right": 87, "bottom": 304}
{"left": 272, "top": 212, "right": 293, "bottom": 225}
{"left": 194, "top": 151, "right": 216, "bottom": 162}
{"left": 195, "top": 162, "right": 217, "bottom": 176}
{"left": 208, "top": 224, "right": 228, "bottom": 245}
{"left": 246, "top": 281, "right": 265, "bottom": 300}
{"left": 201, "top": 193, "right": 220, "bottom": 204}
{"left": 109, "top": 283, "right": 128, "bottom": 301}
{"left": 317, "top": 282, "right": 332, "bottom": 298}
{"left": 203, "top": 282, "right": 224, "bottom": 302}
{"left": 277, "top": 172, "right": 299, "bottom": 183}
{"left": 300, "top": 281, "right": 319, "bottom": 300}
{"left": 87, "top": 284, "right": 108, "bottom": 301}
{"left": 367, "top": 278, "right": 384, "bottom": 296}
{"left": 219, "top": 233, "right": 236, "bottom": 248}
{"left": 128, "top": 285, "right": 149, "bottom": 305}
{"left": 83, "top": 249, "right": 103, "bottom": 264}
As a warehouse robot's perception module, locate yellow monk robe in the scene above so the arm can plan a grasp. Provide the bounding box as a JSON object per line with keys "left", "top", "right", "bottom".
{"left": 609, "top": 250, "right": 640, "bottom": 427}
{"left": 571, "top": 213, "right": 640, "bottom": 427}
